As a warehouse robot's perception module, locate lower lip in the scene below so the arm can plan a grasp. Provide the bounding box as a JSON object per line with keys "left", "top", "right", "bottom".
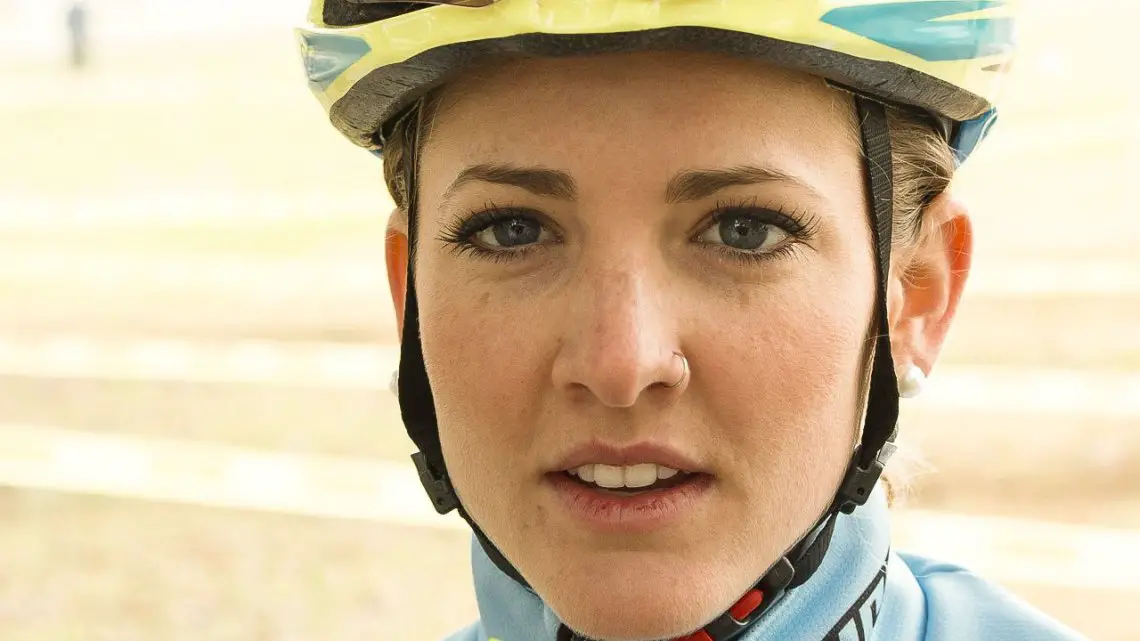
{"left": 545, "top": 472, "right": 714, "bottom": 533}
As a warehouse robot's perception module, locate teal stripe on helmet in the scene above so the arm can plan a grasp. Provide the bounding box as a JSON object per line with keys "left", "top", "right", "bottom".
{"left": 821, "top": 1, "right": 1014, "bottom": 62}
{"left": 300, "top": 32, "right": 372, "bottom": 90}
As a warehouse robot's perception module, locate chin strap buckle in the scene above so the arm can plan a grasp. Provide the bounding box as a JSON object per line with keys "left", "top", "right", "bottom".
{"left": 674, "top": 557, "right": 796, "bottom": 641}
{"left": 835, "top": 441, "right": 898, "bottom": 514}
{"left": 411, "top": 451, "right": 460, "bottom": 514}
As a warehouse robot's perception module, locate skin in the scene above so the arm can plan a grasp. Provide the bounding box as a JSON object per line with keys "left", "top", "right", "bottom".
{"left": 385, "top": 51, "right": 971, "bottom": 641}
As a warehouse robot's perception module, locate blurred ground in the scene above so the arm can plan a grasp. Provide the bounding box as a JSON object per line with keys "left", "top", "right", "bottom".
{"left": 0, "top": 0, "right": 1137, "bottom": 639}
{"left": 0, "top": 489, "right": 478, "bottom": 641}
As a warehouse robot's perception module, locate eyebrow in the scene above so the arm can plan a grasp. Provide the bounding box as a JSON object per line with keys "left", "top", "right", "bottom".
{"left": 442, "top": 163, "right": 578, "bottom": 204}
{"left": 441, "top": 162, "right": 818, "bottom": 204}
{"left": 664, "top": 165, "right": 821, "bottom": 204}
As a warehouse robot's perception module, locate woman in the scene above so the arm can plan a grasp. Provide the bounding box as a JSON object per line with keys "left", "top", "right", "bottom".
{"left": 299, "top": 2, "right": 1086, "bottom": 640}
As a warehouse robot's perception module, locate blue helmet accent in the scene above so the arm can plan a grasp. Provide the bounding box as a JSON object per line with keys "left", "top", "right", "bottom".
{"left": 821, "top": 1, "right": 1015, "bottom": 63}
{"left": 299, "top": 32, "right": 372, "bottom": 90}
{"left": 950, "top": 108, "right": 998, "bottom": 165}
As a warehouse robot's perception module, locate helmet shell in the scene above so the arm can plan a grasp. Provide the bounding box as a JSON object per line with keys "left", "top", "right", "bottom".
{"left": 298, "top": 0, "right": 1018, "bottom": 162}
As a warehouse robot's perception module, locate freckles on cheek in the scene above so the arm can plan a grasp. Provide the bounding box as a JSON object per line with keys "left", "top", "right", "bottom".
{"left": 782, "top": 292, "right": 869, "bottom": 404}
{"left": 419, "top": 286, "right": 494, "bottom": 393}
{"left": 710, "top": 283, "right": 870, "bottom": 455}
{"left": 418, "top": 281, "right": 545, "bottom": 444}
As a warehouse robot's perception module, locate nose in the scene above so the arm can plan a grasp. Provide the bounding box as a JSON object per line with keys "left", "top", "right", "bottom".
{"left": 551, "top": 261, "right": 685, "bottom": 407}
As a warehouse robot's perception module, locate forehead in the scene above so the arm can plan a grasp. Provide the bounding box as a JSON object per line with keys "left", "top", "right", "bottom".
{"left": 420, "top": 50, "right": 862, "bottom": 196}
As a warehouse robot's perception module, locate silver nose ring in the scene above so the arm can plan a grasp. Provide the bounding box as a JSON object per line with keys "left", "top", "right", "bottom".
{"left": 666, "top": 352, "right": 689, "bottom": 389}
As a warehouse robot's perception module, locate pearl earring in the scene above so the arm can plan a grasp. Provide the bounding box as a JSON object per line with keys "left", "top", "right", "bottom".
{"left": 898, "top": 364, "right": 926, "bottom": 399}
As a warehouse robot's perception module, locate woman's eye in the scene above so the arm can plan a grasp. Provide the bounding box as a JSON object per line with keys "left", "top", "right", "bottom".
{"left": 473, "top": 217, "right": 548, "bottom": 248}
{"left": 697, "top": 213, "right": 790, "bottom": 252}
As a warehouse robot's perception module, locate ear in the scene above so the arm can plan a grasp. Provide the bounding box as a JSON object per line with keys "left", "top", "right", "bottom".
{"left": 385, "top": 209, "right": 410, "bottom": 340}
{"left": 887, "top": 191, "right": 972, "bottom": 378}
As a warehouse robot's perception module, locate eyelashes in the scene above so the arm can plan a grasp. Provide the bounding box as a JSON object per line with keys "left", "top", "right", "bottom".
{"left": 436, "top": 197, "right": 820, "bottom": 265}
{"left": 436, "top": 201, "right": 559, "bottom": 262}
{"left": 698, "top": 197, "right": 820, "bottom": 265}
{"left": 706, "top": 197, "right": 819, "bottom": 237}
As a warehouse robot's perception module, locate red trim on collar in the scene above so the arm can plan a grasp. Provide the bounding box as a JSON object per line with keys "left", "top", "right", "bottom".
{"left": 674, "top": 589, "right": 765, "bottom": 641}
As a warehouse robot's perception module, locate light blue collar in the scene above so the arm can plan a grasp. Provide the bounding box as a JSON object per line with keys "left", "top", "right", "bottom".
{"left": 469, "top": 487, "right": 892, "bottom": 641}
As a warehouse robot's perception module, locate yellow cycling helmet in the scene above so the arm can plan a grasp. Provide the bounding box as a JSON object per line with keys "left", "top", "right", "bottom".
{"left": 296, "top": 3, "right": 1019, "bottom": 637}
{"left": 298, "top": 0, "right": 1017, "bottom": 163}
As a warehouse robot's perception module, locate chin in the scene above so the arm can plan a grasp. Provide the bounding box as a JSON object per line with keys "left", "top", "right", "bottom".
{"left": 540, "top": 562, "right": 735, "bottom": 641}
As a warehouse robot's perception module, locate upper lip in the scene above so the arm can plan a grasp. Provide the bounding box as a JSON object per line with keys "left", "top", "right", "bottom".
{"left": 551, "top": 440, "right": 709, "bottom": 475}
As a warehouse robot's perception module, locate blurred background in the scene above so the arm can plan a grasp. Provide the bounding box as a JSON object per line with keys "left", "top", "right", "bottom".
{"left": 0, "top": 0, "right": 1137, "bottom": 639}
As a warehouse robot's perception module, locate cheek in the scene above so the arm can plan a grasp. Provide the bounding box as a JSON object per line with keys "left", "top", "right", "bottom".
{"left": 704, "top": 268, "right": 873, "bottom": 502}
{"left": 414, "top": 265, "right": 548, "bottom": 510}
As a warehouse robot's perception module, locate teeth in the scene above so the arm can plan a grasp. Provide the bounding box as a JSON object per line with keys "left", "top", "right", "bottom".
{"left": 624, "top": 463, "right": 657, "bottom": 488}
{"left": 570, "top": 464, "right": 685, "bottom": 489}
{"left": 577, "top": 464, "right": 595, "bottom": 484}
{"left": 593, "top": 464, "right": 624, "bottom": 488}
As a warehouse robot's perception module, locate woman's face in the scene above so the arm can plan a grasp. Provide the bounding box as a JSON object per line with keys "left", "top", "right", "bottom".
{"left": 407, "top": 51, "right": 881, "bottom": 639}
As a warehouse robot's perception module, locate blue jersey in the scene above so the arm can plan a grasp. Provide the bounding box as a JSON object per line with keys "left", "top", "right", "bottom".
{"left": 443, "top": 487, "right": 1086, "bottom": 641}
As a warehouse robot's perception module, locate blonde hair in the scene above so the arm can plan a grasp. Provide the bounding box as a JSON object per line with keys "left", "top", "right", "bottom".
{"left": 381, "top": 90, "right": 955, "bottom": 507}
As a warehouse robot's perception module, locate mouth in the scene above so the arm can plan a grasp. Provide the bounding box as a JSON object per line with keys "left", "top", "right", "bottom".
{"left": 561, "top": 463, "right": 697, "bottom": 494}
{"left": 545, "top": 462, "right": 714, "bottom": 533}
